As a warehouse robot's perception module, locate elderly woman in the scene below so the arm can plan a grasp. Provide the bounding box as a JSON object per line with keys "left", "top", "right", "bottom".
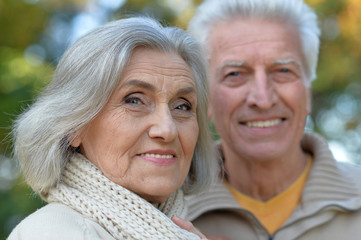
{"left": 8, "top": 17, "right": 217, "bottom": 240}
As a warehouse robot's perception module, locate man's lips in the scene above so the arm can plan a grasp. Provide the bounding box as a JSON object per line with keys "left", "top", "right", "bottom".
{"left": 240, "top": 118, "right": 285, "bottom": 128}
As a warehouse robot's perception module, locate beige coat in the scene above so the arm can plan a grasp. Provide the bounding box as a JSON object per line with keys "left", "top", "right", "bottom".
{"left": 7, "top": 203, "right": 114, "bottom": 240}
{"left": 186, "top": 133, "right": 361, "bottom": 240}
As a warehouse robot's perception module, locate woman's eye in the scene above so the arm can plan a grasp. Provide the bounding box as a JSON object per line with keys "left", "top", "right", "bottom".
{"left": 124, "top": 96, "right": 143, "bottom": 105}
{"left": 176, "top": 102, "right": 192, "bottom": 111}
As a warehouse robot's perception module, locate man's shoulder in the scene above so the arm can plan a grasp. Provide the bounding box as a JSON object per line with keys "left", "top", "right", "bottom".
{"left": 336, "top": 161, "right": 361, "bottom": 186}
{"left": 303, "top": 132, "right": 361, "bottom": 188}
{"left": 185, "top": 181, "right": 241, "bottom": 221}
{"left": 336, "top": 161, "right": 361, "bottom": 172}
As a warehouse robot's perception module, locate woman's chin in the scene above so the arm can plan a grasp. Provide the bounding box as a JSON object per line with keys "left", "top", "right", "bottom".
{"left": 138, "top": 189, "right": 176, "bottom": 203}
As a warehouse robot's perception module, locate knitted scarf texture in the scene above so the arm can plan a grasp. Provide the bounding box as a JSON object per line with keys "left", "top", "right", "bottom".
{"left": 46, "top": 153, "right": 199, "bottom": 240}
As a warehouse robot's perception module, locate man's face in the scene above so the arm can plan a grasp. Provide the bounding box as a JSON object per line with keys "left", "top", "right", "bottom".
{"left": 208, "top": 18, "right": 311, "bottom": 162}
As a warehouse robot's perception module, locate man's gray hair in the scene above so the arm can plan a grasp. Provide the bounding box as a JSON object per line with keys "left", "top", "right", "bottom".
{"left": 13, "top": 17, "right": 217, "bottom": 197}
{"left": 188, "top": 0, "right": 321, "bottom": 85}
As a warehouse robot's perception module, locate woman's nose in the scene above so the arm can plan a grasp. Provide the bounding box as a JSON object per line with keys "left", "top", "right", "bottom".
{"left": 148, "top": 106, "right": 177, "bottom": 142}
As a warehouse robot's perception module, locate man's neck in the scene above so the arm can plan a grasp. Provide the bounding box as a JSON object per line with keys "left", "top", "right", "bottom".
{"left": 223, "top": 147, "right": 309, "bottom": 202}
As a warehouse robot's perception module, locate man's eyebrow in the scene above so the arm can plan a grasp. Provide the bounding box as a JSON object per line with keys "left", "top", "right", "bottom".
{"left": 222, "top": 61, "right": 247, "bottom": 68}
{"left": 217, "top": 61, "right": 247, "bottom": 75}
{"left": 272, "top": 59, "right": 303, "bottom": 69}
{"left": 119, "top": 79, "right": 156, "bottom": 91}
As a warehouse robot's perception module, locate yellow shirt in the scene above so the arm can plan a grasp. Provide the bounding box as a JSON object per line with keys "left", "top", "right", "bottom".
{"left": 225, "top": 157, "right": 312, "bottom": 234}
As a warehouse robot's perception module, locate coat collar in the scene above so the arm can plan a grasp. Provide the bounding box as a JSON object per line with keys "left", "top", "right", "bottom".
{"left": 286, "top": 132, "right": 361, "bottom": 221}
{"left": 186, "top": 132, "right": 361, "bottom": 222}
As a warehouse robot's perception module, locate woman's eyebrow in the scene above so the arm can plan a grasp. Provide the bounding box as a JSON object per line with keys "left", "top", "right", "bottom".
{"left": 120, "top": 79, "right": 156, "bottom": 91}
{"left": 119, "top": 79, "right": 195, "bottom": 97}
{"left": 176, "top": 86, "right": 196, "bottom": 96}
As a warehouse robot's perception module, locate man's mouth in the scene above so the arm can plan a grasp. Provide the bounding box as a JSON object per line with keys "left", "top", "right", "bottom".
{"left": 242, "top": 118, "right": 284, "bottom": 128}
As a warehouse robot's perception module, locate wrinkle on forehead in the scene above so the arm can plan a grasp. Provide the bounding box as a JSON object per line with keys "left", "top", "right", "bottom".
{"left": 210, "top": 18, "right": 306, "bottom": 74}
{"left": 123, "top": 48, "right": 194, "bottom": 80}
{"left": 116, "top": 48, "right": 197, "bottom": 100}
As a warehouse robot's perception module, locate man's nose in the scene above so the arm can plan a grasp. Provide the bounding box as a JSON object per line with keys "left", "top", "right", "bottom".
{"left": 246, "top": 71, "right": 277, "bottom": 110}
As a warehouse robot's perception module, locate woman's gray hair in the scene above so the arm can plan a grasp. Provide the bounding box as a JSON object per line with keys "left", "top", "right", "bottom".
{"left": 188, "top": 0, "right": 321, "bottom": 85}
{"left": 13, "top": 17, "right": 217, "bottom": 197}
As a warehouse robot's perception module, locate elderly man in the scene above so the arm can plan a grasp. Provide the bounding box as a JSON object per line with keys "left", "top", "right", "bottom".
{"left": 185, "top": 0, "right": 361, "bottom": 239}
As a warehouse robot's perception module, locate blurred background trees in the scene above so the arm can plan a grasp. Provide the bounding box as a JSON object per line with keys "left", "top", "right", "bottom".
{"left": 0, "top": 0, "right": 360, "bottom": 238}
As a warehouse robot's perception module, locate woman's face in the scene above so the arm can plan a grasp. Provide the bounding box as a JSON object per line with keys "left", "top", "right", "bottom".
{"left": 72, "top": 48, "right": 199, "bottom": 203}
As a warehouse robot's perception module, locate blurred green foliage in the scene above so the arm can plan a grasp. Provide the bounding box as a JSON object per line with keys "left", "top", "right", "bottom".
{"left": 0, "top": 1, "right": 54, "bottom": 238}
{"left": 0, "top": 0, "right": 360, "bottom": 239}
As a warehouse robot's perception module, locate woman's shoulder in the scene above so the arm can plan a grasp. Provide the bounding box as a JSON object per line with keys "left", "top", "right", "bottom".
{"left": 7, "top": 203, "right": 114, "bottom": 240}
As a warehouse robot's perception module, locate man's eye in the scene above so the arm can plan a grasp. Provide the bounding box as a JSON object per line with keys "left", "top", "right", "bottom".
{"left": 228, "top": 71, "right": 241, "bottom": 76}
{"left": 279, "top": 68, "right": 290, "bottom": 73}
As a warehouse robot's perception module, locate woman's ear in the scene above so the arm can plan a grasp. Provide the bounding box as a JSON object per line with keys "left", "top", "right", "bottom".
{"left": 70, "top": 132, "right": 82, "bottom": 148}
{"left": 208, "top": 104, "right": 213, "bottom": 120}
{"left": 306, "top": 87, "right": 312, "bottom": 114}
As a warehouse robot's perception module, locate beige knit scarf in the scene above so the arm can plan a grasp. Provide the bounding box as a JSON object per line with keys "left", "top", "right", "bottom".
{"left": 45, "top": 153, "right": 199, "bottom": 240}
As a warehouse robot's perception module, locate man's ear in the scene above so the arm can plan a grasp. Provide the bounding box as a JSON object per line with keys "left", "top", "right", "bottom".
{"left": 306, "top": 87, "right": 312, "bottom": 114}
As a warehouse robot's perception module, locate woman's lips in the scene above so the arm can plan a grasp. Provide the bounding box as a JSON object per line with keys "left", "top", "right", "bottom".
{"left": 138, "top": 150, "right": 177, "bottom": 166}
